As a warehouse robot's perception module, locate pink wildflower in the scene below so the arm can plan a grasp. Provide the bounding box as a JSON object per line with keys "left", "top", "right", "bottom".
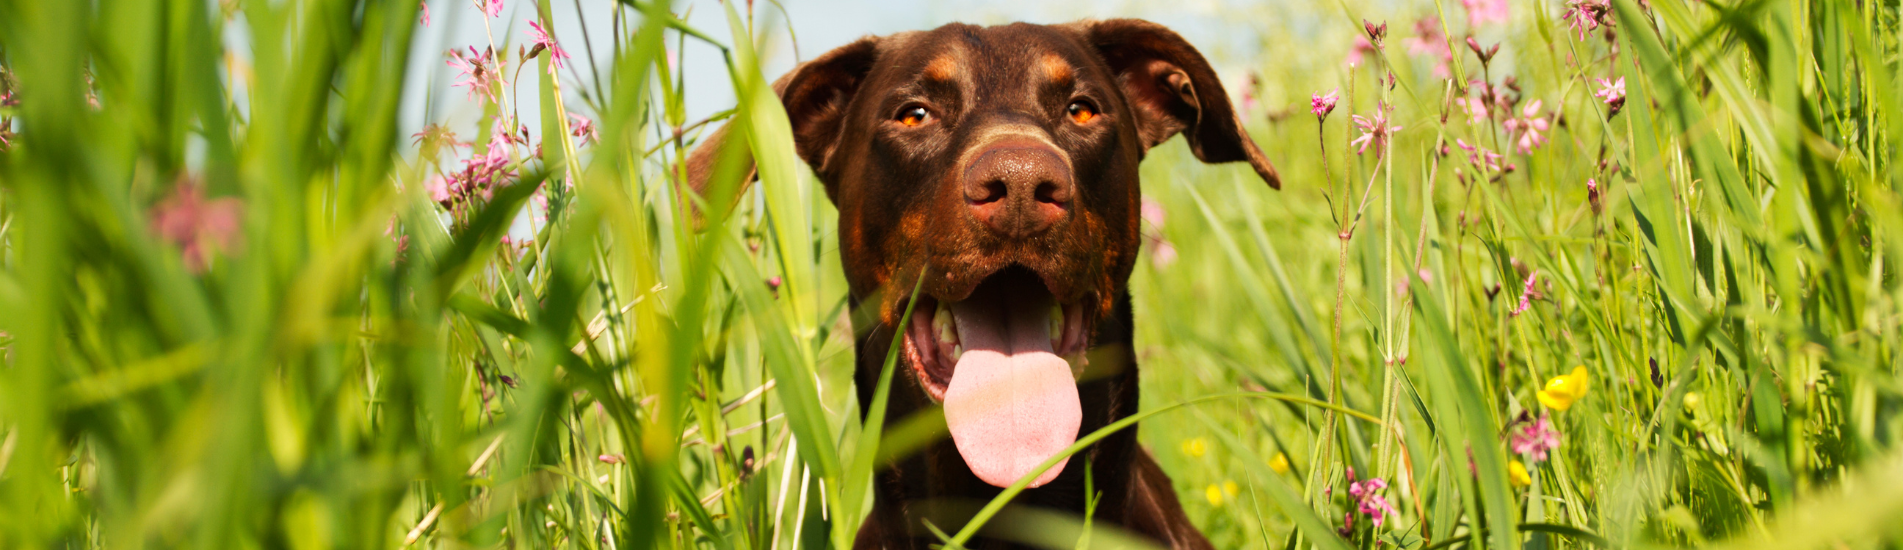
{"left": 1346, "top": 35, "right": 1377, "bottom": 67}
{"left": 1594, "top": 77, "right": 1626, "bottom": 116}
{"left": 150, "top": 182, "right": 244, "bottom": 273}
{"left": 424, "top": 175, "right": 452, "bottom": 204}
{"left": 1310, "top": 88, "right": 1339, "bottom": 119}
{"left": 1510, "top": 412, "right": 1562, "bottom": 462}
{"left": 1562, "top": 0, "right": 1613, "bottom": 40}
{"left": 1404, "top": 18, "right": 1453, "bottom": 78}
{"left": 1343, "top": 467, "right": 1398, "bottom": 530}
{"left": 568, "top": 113, "right": 598, "bottom": 145}
{"left": 447, "top": 47, "right": 500, "bottom": 104}
{"left": 1455, "top": 139, "right": 1503, "bottom": 174}
{"left": 1140, "top": 197, "right": 1166, "bottom": 229}
{"left": 1511, "top": 269, "right": 1539, "bottom": 316}
{"left": 1502, "top": 100, "right": 1549, "bottom": 154}
{"left": 1350, "top": 103, "right": 1403, "bottom": 155}
{"left": 1457, "top": 96, "right": 1490, "bottom": 125}
{"left": 1150, "top": 240, "right": 1178, "bottom": 269}
{"left": 419, "top": 1, "right": 430, "bottom": 26}
{"left": 527, "top": 21, "right": 571, "bottom": 71}
{"left": 481, "top": 0, "right": 503, "bottom": 18}
{"left": 1462, "top": 0, "right": 1510, "bottom": 27}
{"left": 1139, "top": 197, "right": 1175, "bottom": 268}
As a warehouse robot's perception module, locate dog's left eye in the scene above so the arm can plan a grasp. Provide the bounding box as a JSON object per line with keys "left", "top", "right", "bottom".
{"left": 897, "top": 106, "right": 933, "bottom": 127}
{"left": 1066, "top": 101, "right": 1097, "bottom": 124}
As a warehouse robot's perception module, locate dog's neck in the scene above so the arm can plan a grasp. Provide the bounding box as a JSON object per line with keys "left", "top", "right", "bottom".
{"left": 851, "top": 289, "right": 1140, "bottom": 545}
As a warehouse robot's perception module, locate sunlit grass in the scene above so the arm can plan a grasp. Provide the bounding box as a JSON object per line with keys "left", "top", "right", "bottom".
{"left": 3, "top": 0, "right": 1903, "bottom": 549}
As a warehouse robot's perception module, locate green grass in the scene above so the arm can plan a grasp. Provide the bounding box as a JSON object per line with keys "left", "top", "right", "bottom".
{"left": 5, "top": 0, "right": 1903, "bottom": 548}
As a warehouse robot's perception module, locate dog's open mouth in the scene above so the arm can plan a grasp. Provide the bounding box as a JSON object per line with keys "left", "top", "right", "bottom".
{"left": 901, "top": 266, "right": 1090, "bottom": 488}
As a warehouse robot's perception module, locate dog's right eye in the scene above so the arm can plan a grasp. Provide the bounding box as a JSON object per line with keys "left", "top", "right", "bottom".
{"left": 896, "top": 106, "right": 933, "bottom": 127}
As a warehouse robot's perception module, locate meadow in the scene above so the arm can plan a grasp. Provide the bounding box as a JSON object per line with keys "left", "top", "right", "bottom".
{"left": 3, "top": 0, "right": 1903, "bottom": 548}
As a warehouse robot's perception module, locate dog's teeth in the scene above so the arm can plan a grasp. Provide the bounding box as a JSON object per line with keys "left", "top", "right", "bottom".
{"left": 1050, "top": 305, "right": 1065, "bottom": 350}
{"left": 952, "top": 344, "right": 963, "bottom": 362}
{"left": 934, "top": 303, "right": 958, "bottom": 345}
{"left": 1068, "top": 352, "right": 1089, "bottom": 380}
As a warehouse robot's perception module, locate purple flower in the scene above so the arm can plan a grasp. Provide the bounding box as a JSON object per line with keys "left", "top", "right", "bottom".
{"left": 447, "top": 47, "right": 499, "bottom": 104}
{"left": 1455, "top": 139, "right": 1504, "bottom": 175}
{"left": 1344, "top": 468, "right": 1398, "bottom": 529}
{"left": 1511, "top": 269, "right": 1539, "bottom": 316}
{"left": 1403, "top": 18, "right": 1453, "bottom": 78}
{"left": 1345, "top": 35, "right": 1377, "bottom": 67}
{"left": 425, "top": 175, "right": 452, "bottom": 204}
{"left": 1140, "top": 197, "right": 1175, "bottom": 269}
{"left": 1462, "top": 0, "right": 1510, "bottom": 27}
{"left": 150, "top": 182, "right": 244, "bottom": 273}
{"left": 1502, "top": 100, "right": 1549, "bottom": 154}
{"left": 1510, "top": 412, "right": 1562, "bottom": 462}
{"left": 1594, "top": 77, "right": 1626, "bottom": 116}
{"left": 1140, "top": 197, "right": 1166, "bottom": 229}
{"left": 1350, "top": 103, "right": 1403, "bottom": 155}
{"left": 526, "top": 21, "right": 571, "bottom": 71}
{"left": 1562, "top": 0, "right": 1613, "bottom": 40}
{"left": 568, "top": 113, "right": 598, "bottom": 145}
{"left": 1311, "top": 88, "right": 1340, "bottom": 119}
{"left": 1150, "top": 240, "right": 1178, "bottom": 269}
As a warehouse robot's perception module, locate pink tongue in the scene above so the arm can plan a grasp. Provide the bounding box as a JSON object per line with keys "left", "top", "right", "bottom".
{"left": 942, "top": 291, "right": 1081, "bottom": 489}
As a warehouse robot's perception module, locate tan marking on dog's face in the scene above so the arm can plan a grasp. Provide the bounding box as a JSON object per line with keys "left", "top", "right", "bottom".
{"left": 1040, "top": 53, "right": 1073, "bottom": 84}
{"left": 924, "top": 54, "right": 959, "bottom": 82}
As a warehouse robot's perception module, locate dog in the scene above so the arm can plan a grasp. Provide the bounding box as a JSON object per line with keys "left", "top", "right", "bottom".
{"left": 690, "top": 19, "right": 1280, "bottom": 549}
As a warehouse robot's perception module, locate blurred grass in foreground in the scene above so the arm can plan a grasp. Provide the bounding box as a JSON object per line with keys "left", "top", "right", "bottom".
{"left": 4, "top": 0, "right": 1903, "bottom": 549}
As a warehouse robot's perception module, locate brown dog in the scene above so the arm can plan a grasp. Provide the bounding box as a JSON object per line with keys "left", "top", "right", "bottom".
{"left": 691, "top": 19, "right": 1279, "bottom": 549}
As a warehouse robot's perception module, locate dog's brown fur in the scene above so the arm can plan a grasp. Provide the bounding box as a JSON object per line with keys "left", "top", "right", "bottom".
{"left": 690, "top": 19, "right": 1279, "bottom": 549}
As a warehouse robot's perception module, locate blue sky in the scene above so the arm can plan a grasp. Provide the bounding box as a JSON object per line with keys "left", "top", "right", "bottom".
{"left": 395, "top": 0, "right": 1313, "bottom": 142}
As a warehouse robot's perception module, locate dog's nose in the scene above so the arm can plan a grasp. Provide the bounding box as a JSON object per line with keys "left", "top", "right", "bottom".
{"left": 962, "top": 142, "right": 1074, "bottom": 238}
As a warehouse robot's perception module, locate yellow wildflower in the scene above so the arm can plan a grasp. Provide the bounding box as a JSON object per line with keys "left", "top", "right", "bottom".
{"left": 1683, "top": 392, "right": 1701, "bottom": 410}
{"left": 1182, "top": 437, "right": 1208, "bottom": 458}
{"left": 1269, "top": 452, "right": 1291, "bottom": 474}
{"left": 1223, "top": 481, "right": 1239, "bottom": 497}
{"left": 1509, "top": 460, "right": 1532, "bottom": 487}
{"left": 1536, "top": 366, "right": 1592, "bottom": 411}
{"left": 1205, "top": 484, "right": 1225, "bottom": 506}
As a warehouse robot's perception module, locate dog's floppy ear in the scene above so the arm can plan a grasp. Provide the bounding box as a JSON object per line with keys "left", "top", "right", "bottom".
{"left": 1073, "top": 19, "right": 1280, "bottom": 189}
{"left": 685, "top": 36, "right": 881, "bottom": 203}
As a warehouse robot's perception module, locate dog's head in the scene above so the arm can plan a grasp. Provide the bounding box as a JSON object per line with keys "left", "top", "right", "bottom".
{"left": 693, "top": 19, "right": 1278, "bottom": 489}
